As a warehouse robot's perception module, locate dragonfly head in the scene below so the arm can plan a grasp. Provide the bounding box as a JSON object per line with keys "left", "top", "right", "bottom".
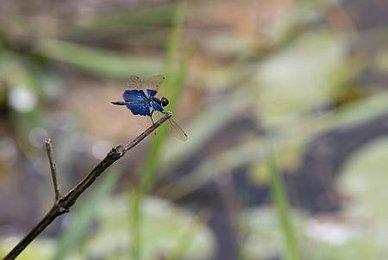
{"left": 161, "top": 97, "right": 169, "bottom": 107}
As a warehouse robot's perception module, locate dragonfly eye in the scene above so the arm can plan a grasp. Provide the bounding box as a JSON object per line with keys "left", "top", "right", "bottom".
{"left": 161, "top": 97, "right": 169, "bottom": 107}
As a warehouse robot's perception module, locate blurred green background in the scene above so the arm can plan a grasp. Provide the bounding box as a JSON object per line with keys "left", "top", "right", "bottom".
{"left": 1, "top": 0, "right": 388, "bottom": 259}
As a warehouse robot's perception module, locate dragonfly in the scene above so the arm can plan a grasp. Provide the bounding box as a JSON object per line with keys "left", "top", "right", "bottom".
{"left": 112, "top": 75, "right": 188, "bottom": 141}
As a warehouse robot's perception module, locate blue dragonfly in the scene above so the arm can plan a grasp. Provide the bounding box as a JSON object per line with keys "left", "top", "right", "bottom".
{"left": 112, "top": 75, "right": 188, "bottom": 141}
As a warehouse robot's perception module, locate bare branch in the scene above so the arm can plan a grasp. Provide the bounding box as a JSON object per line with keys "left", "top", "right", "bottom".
{"left": 45, "top": 138, "right": 61, "bottom": 201}
{"left": 3, "top": 113, "right": 172, "bottom": 260}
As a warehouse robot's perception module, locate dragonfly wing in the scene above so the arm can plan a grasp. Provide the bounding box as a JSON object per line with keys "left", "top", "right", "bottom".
{"left": 122, "top": 90, "right": 151, "bottom": 116}
{"left": 127, "top": 102, "right": 151, "bottom": 116}
{"left": 167, "top": 117, "right": 188, "bottom": 141}
{"left": 147, "top": 89, "right": 158, "bottom": 97}
{"left": 127, "top": 75, "right": 144, "bottom": 89}
{"left": 123, "top": 90, "right": 147, "bottom": 102}
{"left": 127, "top": 75, "right": 164, "bottom": 91}
{"left": 145, "top": 75, "right": 165, "bottom": 91}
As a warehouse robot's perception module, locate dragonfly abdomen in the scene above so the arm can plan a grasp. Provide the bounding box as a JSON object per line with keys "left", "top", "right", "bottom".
{"left": 111, "top": 101, "right": 126, "bottom": 106}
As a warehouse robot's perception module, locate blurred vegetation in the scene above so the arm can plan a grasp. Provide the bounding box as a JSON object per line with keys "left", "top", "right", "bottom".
{"left": 1, "top": 0, "right": 388, "bottom": 259}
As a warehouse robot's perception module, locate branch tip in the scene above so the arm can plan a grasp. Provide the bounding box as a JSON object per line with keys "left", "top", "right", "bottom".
{"left": 45, "top": 138, "right": 61, "bottom": 201}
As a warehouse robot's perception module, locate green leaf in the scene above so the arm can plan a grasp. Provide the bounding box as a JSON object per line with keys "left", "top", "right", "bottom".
{"left": 256, "top": 30, "right": 349, "bottom": 126}
{"left": 266, "top": 148, "right": 300, "bottom": 260}
{"left": 34, "top": 39, "right": 162, "bottom": 79}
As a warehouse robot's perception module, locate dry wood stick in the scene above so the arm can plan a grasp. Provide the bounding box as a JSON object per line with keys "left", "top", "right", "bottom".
{"left": 3, "top": 113, "right": 172, "bottom": 260}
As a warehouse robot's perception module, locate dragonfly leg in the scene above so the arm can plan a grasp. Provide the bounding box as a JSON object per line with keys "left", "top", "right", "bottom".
{"left": 149, "top": 113, "right": 158, "bottom": 136}
{"left": 150, "top": 109, "right": 155, "bottom": 125}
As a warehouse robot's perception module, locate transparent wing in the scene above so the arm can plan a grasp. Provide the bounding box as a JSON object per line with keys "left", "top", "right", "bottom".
{"left": 144, "top": 75, "right": 165, "bottom": 91}
{"left": 127, "top": 75, "right": 165, "bottom": 92}
{"left": 127, "top": 75, "right": 144, "bottom": 89}
{"left": 167, "top": 117, "right": 188, "bottom": 141}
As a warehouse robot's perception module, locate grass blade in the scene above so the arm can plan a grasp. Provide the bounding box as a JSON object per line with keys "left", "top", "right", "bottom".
{"left": 34, "top": 40, "right": 162, "bottom": 79}
{"left": 129, "top": 2, "right": 188, "bottom": 259}
{"left": 267, "top": 148, "right": 300, "bottom": 260}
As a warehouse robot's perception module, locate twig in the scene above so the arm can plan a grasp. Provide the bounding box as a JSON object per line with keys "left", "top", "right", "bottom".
{"left": 45, "top": 138, "right": 61, "bottom": 201}
{"left": 3, "top": 113, "right": 172, "bottom": 260}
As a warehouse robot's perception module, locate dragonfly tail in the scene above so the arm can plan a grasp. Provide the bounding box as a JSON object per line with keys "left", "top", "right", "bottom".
{"left": 111, "top": 101, "right": 126, "bottom": 106}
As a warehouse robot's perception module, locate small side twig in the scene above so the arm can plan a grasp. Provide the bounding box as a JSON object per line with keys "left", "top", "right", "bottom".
{"left": 3, "top": 113, "right": 172, "bottom": 260}
{"left": 45, "top": 138, "right": 61, "bottom": 201}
